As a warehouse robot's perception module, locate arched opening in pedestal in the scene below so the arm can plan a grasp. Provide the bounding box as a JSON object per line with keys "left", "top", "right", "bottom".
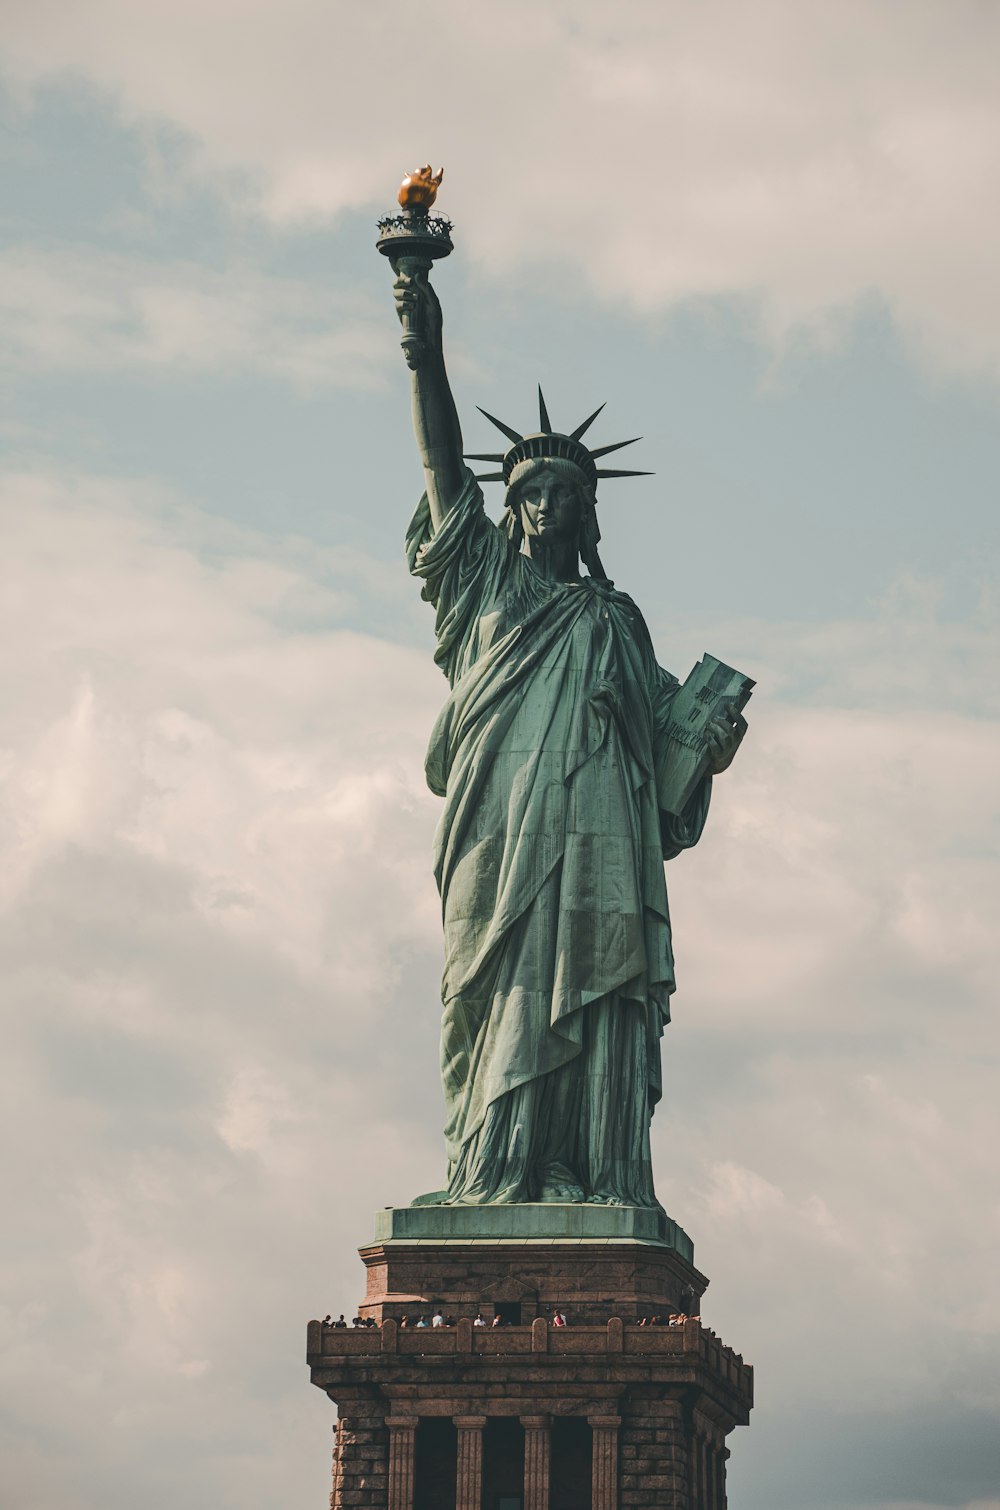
{"left": 552, "top": 1418, "right": 593, "bottom": 1510}
{"left": 414, "top": 1417, "right": 457, "bottom": 1509}
{"left": 483, "top": 1417, "right": 525, "bottom": 1509}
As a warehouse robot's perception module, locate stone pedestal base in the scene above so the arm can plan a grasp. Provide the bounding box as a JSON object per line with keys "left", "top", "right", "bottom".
{"left": 374, "top": 1203, "right": 694, "bottom": 1260}
{"left": 308, "top": 1212, "right": 752, "bottom": 1509}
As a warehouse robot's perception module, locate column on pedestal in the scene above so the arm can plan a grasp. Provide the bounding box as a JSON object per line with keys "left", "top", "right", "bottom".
{"left": 386, "top": 1415, "right": 417, "bottom": 1510}
{"left": 521, "top": 1415, "right": 551, "bottom": 1510}
{"left": 655, "top": 1396, "right": 688, "bottom": 1509}
{"left": 717, "top": 1444, "right": 731, "bottom": 1510}
{"left": 705, "top": 1435, "right": 717, "bottom": 1510}
{"left": 454, "top": 1416, "right": 486, "bottom": 1510}
{"left": 689, "top": 1419, "right": 707, "bottom": 1510}
{"left": 589, "top": 1415, "right": 620, "bottom": 1510}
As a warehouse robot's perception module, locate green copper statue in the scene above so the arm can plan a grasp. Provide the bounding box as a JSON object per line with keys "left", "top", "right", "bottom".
{"left": 380, "top": 172, "right": 748, "bottom": 1212}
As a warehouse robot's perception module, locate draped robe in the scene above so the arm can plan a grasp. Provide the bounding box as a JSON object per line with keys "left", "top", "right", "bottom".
{"left": 407, "top": 470, "right": 710, "bottom": 1207}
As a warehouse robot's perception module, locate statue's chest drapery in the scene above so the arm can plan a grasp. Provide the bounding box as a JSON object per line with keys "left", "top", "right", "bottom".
{"left": 407, "top": 478, "right": 672, "bottom": 806}
{"left": 441, "top": 559, "right": 656, "bottom": 791}
{"left": 472, "top": 564, "right": 607, "bottom": 660}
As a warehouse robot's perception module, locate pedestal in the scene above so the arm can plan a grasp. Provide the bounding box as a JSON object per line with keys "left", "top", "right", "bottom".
{"left": 308, "top": 1208, "right": 752, "bottom": 1508}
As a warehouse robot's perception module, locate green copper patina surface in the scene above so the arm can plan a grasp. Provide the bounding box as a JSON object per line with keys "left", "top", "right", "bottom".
{"left": 374, "top": 1203, "right": 694, "bottom": 1259}
{"left": 385, "top": 208, "right": 747, "bottom": 1221}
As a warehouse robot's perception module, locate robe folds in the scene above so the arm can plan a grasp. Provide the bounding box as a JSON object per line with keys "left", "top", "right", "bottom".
{"left": 407, "top": 469, "right": 710, "bottom": 1206}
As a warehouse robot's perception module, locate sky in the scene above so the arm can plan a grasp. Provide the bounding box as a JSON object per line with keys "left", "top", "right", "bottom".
{"left": 1, "top": 3, "right": 999, "bottom": 1508}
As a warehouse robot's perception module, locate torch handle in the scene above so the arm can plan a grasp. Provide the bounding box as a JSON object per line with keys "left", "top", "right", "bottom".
{"left": 392, "top": 254, "right": 434, "bottom": 370}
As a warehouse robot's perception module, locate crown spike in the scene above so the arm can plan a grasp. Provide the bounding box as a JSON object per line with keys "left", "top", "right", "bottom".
{"left": 538, "top": 386, "right": 552, "bottom": 433}
{"left": 464, "top": 452, "right": 506, "bottom": 462}
{"left": 476, "top": 407, "right": 523, "bottom": 443}
{"left": 570, "top": 403, "right": 606, "bottom": 442}
{"left": 589, "top": 437, "right": 641, "bottom": 459}
{"left": 595, "top": 468, "right": 654, "bottom": 479}
{"left": 475, "top": 471, "right": 506, "bottom": 482}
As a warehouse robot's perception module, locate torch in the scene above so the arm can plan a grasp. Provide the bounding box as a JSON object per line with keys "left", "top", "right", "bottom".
{"left": 376, "top": 165, "right": 453, "bottom": 370}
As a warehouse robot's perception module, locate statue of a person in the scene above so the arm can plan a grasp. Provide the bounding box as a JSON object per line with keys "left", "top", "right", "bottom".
{"left": 394, "top": 270, "right": 746, "bottom": 1209}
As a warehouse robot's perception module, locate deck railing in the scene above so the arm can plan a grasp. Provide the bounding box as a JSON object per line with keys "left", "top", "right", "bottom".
{"left": 307, "top": 1316, "right": 752, "bottom": 1394}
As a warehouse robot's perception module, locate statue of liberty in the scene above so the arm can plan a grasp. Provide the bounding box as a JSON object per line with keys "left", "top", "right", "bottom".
{"left": 383, "top": 175, "right": 748, "bottom": 1212}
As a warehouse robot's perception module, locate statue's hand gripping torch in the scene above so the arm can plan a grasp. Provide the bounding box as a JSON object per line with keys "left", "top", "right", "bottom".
{"left": 392, "top": 253, "right": 435, "bottom": 370}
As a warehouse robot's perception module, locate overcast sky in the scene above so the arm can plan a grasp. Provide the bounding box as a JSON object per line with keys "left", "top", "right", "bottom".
{"left": 2, "top": 4, "right": 999, "bottom": 1509}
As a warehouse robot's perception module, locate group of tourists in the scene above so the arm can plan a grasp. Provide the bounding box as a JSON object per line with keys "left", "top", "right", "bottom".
{"left": 397, "top": 1309, "right": 560, "bottom": 1329}
{"left": 323, "top": 1308, "right": 702, "bottom": 1329}
{"left": 634, "top": 1313, "right": 700, "bottom": 1327}
{"left": 323, "top": 1306, "right": 668, "bottom": 1329}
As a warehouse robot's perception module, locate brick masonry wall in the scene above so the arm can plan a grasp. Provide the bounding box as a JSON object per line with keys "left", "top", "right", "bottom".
{"left": 358, "top": 1242, "right": 707, "bottom": 1326}
{"left": 331, "top": 1416, "right": 388, "bottom": 1509}
{"left": 620, "top": 1395, "right": 689, "bottom": 1510}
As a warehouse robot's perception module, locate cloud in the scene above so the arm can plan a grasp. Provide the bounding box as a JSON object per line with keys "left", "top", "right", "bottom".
{"left": 849, "top": 1504, "right": 1000, "bottom": 1510}
{"left": 1, "top": 464, "right": 998, "bottom": 1508}
{"left": 4, "top": 0, "right": 1000, "bottom": 380}
{"left": 0, "top": 246, "right": 387, "bottom": 386}
{"left": 0, "top": 465, "right": 450, "bottom": 1508}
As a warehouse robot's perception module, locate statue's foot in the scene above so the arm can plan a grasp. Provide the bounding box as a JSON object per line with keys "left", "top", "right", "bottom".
{"left": 585, "top": 1192, "right": 627, "bottom": 1206}
{"left": 413, "top": 1184, "right": 530, "bottom": 1206}
{"left": 536, "top": 1163, "right": 586, "bottom": 1203}
{"left": 410, "top": 1189, "right": 452, "bottom": 1207}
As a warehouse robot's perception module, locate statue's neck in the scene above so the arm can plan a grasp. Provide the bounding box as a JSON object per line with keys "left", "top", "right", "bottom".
{"left": 525, "top": 537, "right": 582, "bottom": 583}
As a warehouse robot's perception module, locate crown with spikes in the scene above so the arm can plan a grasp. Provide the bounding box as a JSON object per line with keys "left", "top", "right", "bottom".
{"left": 465, "top": 387, "right": 652, "bottom": 493}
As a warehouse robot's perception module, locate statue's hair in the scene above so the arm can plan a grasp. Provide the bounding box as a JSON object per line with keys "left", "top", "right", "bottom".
{"left": 504, "top": 456, "right": 609, "bottom": 581}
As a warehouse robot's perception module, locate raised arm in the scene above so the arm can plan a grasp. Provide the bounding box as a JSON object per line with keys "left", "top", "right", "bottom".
{"left": 393, "top": 269, "right": 465, "bottom": 530}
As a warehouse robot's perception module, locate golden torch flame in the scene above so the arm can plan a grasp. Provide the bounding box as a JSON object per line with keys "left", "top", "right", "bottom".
{"left": 398, "top": 165, "right": 444, "bottom": 210}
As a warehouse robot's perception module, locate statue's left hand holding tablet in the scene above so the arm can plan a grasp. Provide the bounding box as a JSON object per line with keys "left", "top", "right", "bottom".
{"left": 703, "top": 704, "right": 749, "bottom": 775}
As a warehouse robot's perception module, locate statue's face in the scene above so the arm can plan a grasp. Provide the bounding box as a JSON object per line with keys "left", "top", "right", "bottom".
{"left": 515, "top": 469, "right": 582, "bottom": 544}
